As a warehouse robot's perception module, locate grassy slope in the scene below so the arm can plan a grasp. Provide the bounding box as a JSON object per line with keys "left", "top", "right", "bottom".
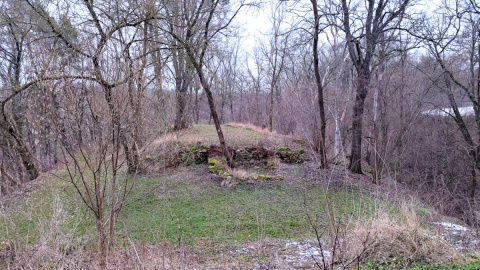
{"left": 0, "top": 174, "right": 91, "bottom": 245}
{"left": 0, "top": 124, "right": 366, "bottom": 246}
{"left": 0, "top": 124, "right": 476, "bottom": 268}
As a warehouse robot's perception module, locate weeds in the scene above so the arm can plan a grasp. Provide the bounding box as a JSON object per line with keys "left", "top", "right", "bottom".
{"left": 308, "top": 191, "right": 465, "bottom": 269}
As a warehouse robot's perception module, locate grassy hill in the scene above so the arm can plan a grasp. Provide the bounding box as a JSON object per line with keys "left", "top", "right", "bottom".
{"left": 0, "top": 124, "right": 478, "bottom": 269}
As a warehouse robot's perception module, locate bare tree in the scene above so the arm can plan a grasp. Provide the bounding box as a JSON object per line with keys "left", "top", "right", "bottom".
{"left": 245, "top": 49, "right": 267, "bottom": 126}
{"left": 341, "top": 0, "right": 412, "bottom": 173}
{"left": 26, "top": 0, "right": 154, "bottom": 174}
{"left": 0, "top": 0, "right": 39, "bottom": 181}
{"left": 418, "top": 0, "right": 480, "bottom": 201}
{"left": 311, "top": 0, "right": 328, "bottom": 168}
{"left": 260, "top": 1, "right": 289, "bottom": 133}
{"left": 51, "top": 79, "right": 134, "bottom": 267}
{"left": 164, "top": 0, "right": 195, "bottom": 130}
{"left": 21, "top": 0, "right": 156, "bottom": 264}
{"left": 213, "top": 38, "right": 242, "bottom": 123}
{"left": 162, "top": 0, "right": 250, "bottom": 165}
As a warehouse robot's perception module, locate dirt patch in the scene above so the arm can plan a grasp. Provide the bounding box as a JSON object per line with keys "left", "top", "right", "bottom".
{"left": 187, "top": 240, "right": 330, "bottom": 269}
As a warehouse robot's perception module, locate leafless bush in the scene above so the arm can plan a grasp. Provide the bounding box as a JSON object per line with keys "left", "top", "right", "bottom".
{"left": 403, "top": 115, "right": 478, "bottom": 224}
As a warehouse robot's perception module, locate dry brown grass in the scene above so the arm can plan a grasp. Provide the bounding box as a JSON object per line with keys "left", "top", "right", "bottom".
{"left": 4, "top": 123, "right": 474, "bottom": 269}
{"left": 7, "top": 242, "right": 192, "bottom": 269}
{"left": 229, "top": 168, "right": 255, "bottom": 180}
{"left": 224, "top": 122, "right": 272, "bottom": 136}
{"left": 147, "top": 123, "right": 307, "bottom": 149}
{"left": 343, "top": 203, "right": 465, "bottom": 267}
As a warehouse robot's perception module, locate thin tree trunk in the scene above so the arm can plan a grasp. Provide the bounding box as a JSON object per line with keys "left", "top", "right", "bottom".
{"left": 268, "top": 88, "right": 274, "bottom": 132}
{"left": 104, "top": 86, "right": 139, "bottom": 174}
{"left": 312, "top": 0, "right": 327, "bottom": 168}
{"left": 194, "top": 85, "right": 201, "bottom": 124}
{"left": 229, "top": 93, "right": 234, "bottom": 122}
{"left": 190, "top": 60, "right": 232, "bottom": 166}
{"left": 96, "top": 216, "right": 107, "bottom": 267}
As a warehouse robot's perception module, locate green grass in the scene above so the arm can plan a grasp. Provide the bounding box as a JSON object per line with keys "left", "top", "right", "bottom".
{"left": 0, "top": 165, "right": 373, "bottom": 251}
{"left": 361, "top": 260, "right": 480, "bottom": 270}
{"left": 117, "top": 166, "right": 374, "bottom": 245}
{"left": 0, "top": 177, "right": 93, "bottom": 245}
{"left": 0, "top": 124, "right": 278, "bottom": 247}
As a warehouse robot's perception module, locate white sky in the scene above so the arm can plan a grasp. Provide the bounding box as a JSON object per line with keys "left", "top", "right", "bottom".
{"left": 234, "top": 2, "right": 271, "bottom": 54}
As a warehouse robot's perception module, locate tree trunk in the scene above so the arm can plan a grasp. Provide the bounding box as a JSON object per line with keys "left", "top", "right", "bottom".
{"left": 5, "top": 122, "right": 38, "bottom": 180}
{"left": 268, "top": 87, "right": 274, "bottom": 132}
{"left": 333, "top": 111, "right": 342, "bottom": 158}
{"left": 104, "top": 86, "right": 139, "bottom": 174}
{"left": 193, "top": 85, "right": 201, "bottom": 124}
{"left": 174, "top": 81, "right": 188, "bottom": 130}
{"left": 96, "top": 216, "right": 108, "bottom": 267}
{"left": 229, "top": 92, "right": 234, "bottom": 122}
{"left": 312, "top": 0, "right": 327, "bottom": 168}
{"left": 191, "top": 61, "right": 232, "bottom": 166}
{"left": 370, "top": 60, "right": 385, "bottom": 183}
{"left": 470, "top": 148, "right": 480, "bottom": 199}
{"left": 349, "top": 68, "right": 369, "bottom": 174}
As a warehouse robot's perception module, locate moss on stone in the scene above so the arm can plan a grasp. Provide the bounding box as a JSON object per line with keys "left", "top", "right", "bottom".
{"left": 265, "top": 160, "right": 277, "bottom": 170}
{"left": 275, "top": 146, "right": 306, "bottom": 164}
{"left": 276, "top": 146, "right": 291, "bottom": 152}
{"left": 208, "top": 158, "right": 217, "bottom": 166}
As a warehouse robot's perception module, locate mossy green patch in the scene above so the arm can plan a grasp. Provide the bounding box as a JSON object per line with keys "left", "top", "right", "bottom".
{"left": 258, "top": 174, "right": 272, "bottom": 180}
{"left": 208, "top": 158, "right": 217, "bottom": 166}
{"left": 207, "top": 158, "right": 227, "bottom": 175}
{"left": 276, "top": 146, "right": 291, "bottom": 152}
{"left": 415, "top": 208, "right": 430, "bottom": 217}
{"left": 275, "top": 147, "right": 306, "bottom": 164}
{"left": 265, "top": 160, "right": 277, "bottom": 170}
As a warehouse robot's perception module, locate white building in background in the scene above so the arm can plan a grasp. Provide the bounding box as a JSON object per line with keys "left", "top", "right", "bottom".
{"left": 421, "top": 106, "right": 475, "bottom": 117}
